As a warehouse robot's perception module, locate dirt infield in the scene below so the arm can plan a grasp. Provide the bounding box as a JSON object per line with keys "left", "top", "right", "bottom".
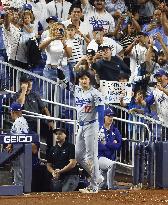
{"left": 1, "top": 189, "right": 168, "bottom": 205}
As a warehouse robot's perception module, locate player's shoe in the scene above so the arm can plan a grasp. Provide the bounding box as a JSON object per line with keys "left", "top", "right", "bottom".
{"left": 79, "top": 187, "right": 98, "bottom": 194}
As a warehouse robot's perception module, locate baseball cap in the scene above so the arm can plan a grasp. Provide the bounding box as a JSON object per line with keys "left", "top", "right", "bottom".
{"left": 86, "top": 49, "right": 96, "bottom": 56}
{"left": 23, "top": 4, "right": 32, "bottom": 11}
{"left": 154, "top": 69, "right": 168, "bottom": 78}
{"left": 46, "top": 16, "right": 58, "bottom": 23}
{"left": 104, "top": 108, "right": 114, "bottom": 117}
{"left": 93, "top": 25, "right": 104, "bottom": 32}
{"left": 20, "top": 74, "right": 33, "bottom": 83}
{"left": 100, "top": 43, "right": 113, "bottom": 50}
{"left": 10, "top": 102, "right": 22, "bottom": 112}
{"left": 53, "top": 128, "right": 66, "bottom": 134}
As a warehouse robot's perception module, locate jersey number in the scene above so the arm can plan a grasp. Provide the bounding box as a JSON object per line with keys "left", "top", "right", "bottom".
{"left": 84, "top": 105, "right": 92, "bottom": 113}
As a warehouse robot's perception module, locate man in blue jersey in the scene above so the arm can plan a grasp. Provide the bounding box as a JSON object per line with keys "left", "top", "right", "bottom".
{"left": 98, "top": 108, "right": 122, "bottom": 190}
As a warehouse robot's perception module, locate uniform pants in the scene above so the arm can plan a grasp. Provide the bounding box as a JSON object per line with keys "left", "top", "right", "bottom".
{"left": 98, "top": 157, "right": 116, "bottom": 189}
{"left": 75, "top": 122, "right": 100, "bottom": 190}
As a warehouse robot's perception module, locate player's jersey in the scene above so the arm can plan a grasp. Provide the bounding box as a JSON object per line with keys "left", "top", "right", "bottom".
{"left": 74, "top": 85, "right": 104, "bottom": 123}
{"left": 146, "top": 85, "right": 168, "bottom": 125}
{"left": 11, "top": 116, "right": 29, "bottom": 134}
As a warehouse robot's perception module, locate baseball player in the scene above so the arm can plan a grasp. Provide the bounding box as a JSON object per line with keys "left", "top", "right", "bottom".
{"left": 74, "top": 70, "right": 104, "bottom": 193}
{"left": 138, "top": 69, "right": 168, "bottom": 126}
{"left": 98, "top": 108, "right": 122, "bottom": 190}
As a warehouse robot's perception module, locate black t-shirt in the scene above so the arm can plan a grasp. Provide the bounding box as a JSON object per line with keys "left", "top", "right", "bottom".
{"left": 47, "top": 142, "right": 78, "bottom": 178}
{"left": 92, "top": 56, "right": 130, "bottom": 81}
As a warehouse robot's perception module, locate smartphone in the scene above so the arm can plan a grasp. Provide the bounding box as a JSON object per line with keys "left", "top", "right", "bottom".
{"left": 59, "top": 28, "right": 64, "bottom": 36}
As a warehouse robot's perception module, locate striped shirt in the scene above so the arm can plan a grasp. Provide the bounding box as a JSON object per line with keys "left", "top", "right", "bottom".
{"left": 66, "top": 35, "right": 84, "bottom": 64}
{"left": 119, "top": 34, "right": 135, "bottom": 50}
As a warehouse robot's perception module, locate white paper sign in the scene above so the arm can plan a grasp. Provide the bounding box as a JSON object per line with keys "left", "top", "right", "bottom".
{"left": 100, "top": 81, "right": 132, "bottom": 104}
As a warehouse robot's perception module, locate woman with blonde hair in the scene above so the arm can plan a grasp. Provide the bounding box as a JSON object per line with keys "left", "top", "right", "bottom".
{"left": 39, "top": 22, "right": 72, "bottom": 99}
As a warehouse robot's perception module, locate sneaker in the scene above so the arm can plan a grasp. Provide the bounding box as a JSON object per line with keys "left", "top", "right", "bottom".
{"left": 79, "top": 187, "right": 98, "bottom": 194}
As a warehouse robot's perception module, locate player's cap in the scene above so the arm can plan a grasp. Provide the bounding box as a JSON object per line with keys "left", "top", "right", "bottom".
{"left": 93, "top": 25, "right": 104, "bottom": 32}
{"left": 154, "top": 69, "right": 168, "bottom": 78}
{"left": 104, "top": 108, "right": 115, "bottom": 117}
{"left": 53, "top": 128, "right": 66, "bottom": 135}
{"left": 77, "top": 70, "right": 91, "bottom": 79}
{"left": 20, "top": 74, "right": 33, "bottom": 83}
{"left": 86, "top": 49, "right": 96, "bottom": 56}
{"left": 46, "top": 16, "right": 58, "bottom": 23}
{"left": 10, "top": 102, "right": 22, "bottom": 112}
{"left": 22, "top": 4, "right": 32, "bottom": 11}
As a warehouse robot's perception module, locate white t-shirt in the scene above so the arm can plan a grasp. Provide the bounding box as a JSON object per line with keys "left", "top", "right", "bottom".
{"left": 87, "top": 37, "right": 123, "bottom": 56}
{"left": 44, "top": 37, "right": 67, "bottom": 66}
{"left": 46, "top": 0, "right": 71, "bottom": 22}
{"left": 83, "top": 3, "right": 115, "bottom": 36}
{"left": 129, "top": 44, "right": 147, "bottom": 82}
{"left": 11, "top": 116, "right": 29, "bottom": 134}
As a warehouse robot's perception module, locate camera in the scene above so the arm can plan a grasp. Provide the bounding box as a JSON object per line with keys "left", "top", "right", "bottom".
{"left": 59, "top": 28, "right": 64, "bottom": 35}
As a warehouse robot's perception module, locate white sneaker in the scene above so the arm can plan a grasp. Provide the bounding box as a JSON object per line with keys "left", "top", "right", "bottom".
{"left": 79, "top": 187, "right": 98, "bottom": 194}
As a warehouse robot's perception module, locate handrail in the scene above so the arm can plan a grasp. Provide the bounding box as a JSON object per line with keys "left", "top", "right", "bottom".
{"left": 111, "top": 104, "right": 168, "bottom": 128}
{"left": 5, "top": 89, "right": 77, "bottom": 110}
{"left": 0, "top": 61, "right": 58, "bottom": 85}
{"left": 113, "top": 116, "right": 152, "bottom": 142}
{"left": 3, "top": 105, "right": 76, "bottom": 125}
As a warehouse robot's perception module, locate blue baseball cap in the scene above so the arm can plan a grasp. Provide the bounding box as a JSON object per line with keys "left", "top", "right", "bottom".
{"left": 154, "top": 69, "right": 168, "bottom": 78}
{"left": 10, "top": 102, "right": 22, "bottom": 112}
{"left": 23, "top": 4, "right": 32, "bottom": 11}
{"left": 46, "top": 16, "right": 58, "bottom": 23}
{"left": 104, "top": 108, "right": 114, "bottom": 117}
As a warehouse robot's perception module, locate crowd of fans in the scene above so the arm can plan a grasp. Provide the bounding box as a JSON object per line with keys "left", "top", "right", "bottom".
{"left": 0, "top": 0, "right": 168, "bottom": 193}
{"left": 0, "top": 0, "right": 168, "bottom": 124}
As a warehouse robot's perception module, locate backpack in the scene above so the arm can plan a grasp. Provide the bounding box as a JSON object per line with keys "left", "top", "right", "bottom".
{"left": 26, "top": 37, "right": 41, "bottom": 67}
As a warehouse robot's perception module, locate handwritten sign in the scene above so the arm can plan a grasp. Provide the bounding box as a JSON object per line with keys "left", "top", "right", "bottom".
{"left": 100, "top": 81, "right": 132, "bottom": 104}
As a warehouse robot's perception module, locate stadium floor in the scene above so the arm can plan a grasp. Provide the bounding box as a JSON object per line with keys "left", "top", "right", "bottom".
{"left": 0, "top": 189, "right": 168, "bottom": 205}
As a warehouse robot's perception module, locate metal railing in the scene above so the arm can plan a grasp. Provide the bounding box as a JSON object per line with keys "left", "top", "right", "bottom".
{"left": 0, "top": 61, "right": 75, "bottom": 120}
{"left": 111, "top": 104, "right": 168, "bottom": 142}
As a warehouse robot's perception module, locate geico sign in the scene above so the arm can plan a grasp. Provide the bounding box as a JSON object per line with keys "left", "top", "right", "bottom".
{"left": 4, "top": 135, "right": 32, "bottom": 143}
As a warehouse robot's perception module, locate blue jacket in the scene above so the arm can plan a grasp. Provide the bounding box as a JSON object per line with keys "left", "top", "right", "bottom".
{"left": 98, "top": 125, "right": 122, "bottom": 161}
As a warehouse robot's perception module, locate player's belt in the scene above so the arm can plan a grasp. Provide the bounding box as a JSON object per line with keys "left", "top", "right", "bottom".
{"left": 79, "top": 120, "right": 97, "bottom": 126}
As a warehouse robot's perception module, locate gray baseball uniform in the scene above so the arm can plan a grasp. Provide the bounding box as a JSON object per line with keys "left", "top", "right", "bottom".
{"left": 74, "top": 85, "right": 104, "bottom": 191}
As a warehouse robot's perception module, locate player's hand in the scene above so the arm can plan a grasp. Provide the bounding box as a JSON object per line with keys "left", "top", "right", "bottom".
{"left": 53, "top": 169, "right": 61, "bottom": 179}
{"left": 6, "top": 144, "right": 13, "bottom": 153}
{"left": 113, "top": 140, "right": 117, "bottom": 144}
{"left": 21, "top": 83, "right": 28, "bottom": 93}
